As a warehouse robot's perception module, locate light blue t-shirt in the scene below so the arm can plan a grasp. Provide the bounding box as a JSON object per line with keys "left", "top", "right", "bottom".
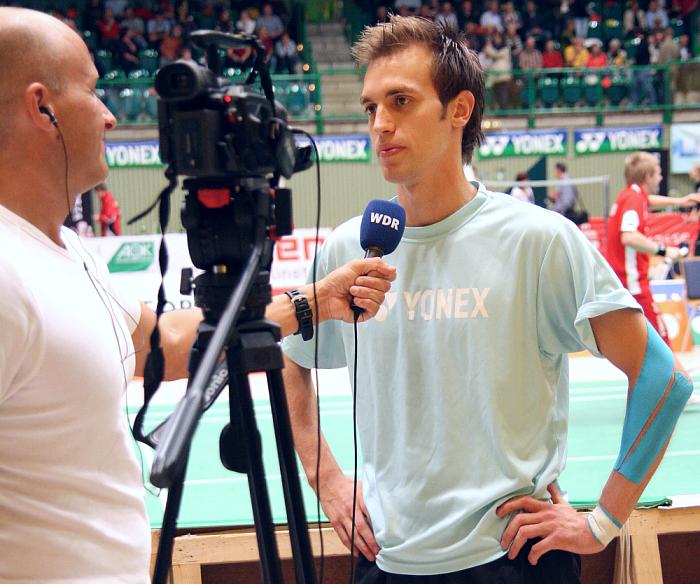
{"left": 283, "top": 183, "right": 639, "bottom": 575}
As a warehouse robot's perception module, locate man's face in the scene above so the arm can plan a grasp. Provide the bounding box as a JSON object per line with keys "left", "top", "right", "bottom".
{"left": 647, "top": 163, "right": 662, "bottom": 194}
{"left": 360, "top": 44, "right": 467, "bottom": 187}
{"left": 51, "top": 35, "right": 116, "bottom": 196}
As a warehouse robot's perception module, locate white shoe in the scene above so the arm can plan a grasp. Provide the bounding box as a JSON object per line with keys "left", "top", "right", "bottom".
{"left": 686, "top": 393, "right": 700, "bottom": 406}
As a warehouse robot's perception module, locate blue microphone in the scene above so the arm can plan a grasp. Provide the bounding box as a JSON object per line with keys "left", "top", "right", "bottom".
{"left": 360, "top": 199, "right": 406, "bottom": 258}
{"left": 351, "top": 200, "right": 406, "bottom": 318}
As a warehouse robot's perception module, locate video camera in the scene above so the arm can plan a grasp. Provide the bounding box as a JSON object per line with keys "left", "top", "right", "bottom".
{"left": 154, "top": 30, "right": 312, "bottom": 272}
{"left": 141, "top": 31, "right": 322, "bottom": 584}
{"left": 156, "top": 30, "right": 310, "bottom": 180}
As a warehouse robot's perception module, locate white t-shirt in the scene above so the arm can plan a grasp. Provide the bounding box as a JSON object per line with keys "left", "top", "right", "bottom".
{"left": 283, "top": 183, "right": 638, "bottom": 575}
{"left": 0, "top": 204, "right": 149, "bottom": 583}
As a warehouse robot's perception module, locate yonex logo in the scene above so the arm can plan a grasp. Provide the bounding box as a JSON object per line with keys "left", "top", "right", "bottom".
{"left": 478, "top": 135, "right": 510, "bottom": 157}
{"left": 576, "top": 132, "right": 606, "bottom": 153}
{"left": 370, "top": 212, "right": 401, "bottom": 231}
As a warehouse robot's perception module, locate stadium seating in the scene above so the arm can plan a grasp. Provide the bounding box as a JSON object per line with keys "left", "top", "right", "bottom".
{"left": 603, "top": 19, "right": 623, "bottom": 42}
{"left": 561, "top": 76, "right": 582, "bottom": 106}
{"left": 118, "top": 87, "right": 142, "bottom": 122}
{"left": 283, "top": 82, "right": 311, "bottom": 115}
{"left": 538, "top": 77, "right": 559, "bottom": 107}
{"left": 606, "top": 76, "right": 627, "bottom": 106}
{"left": 138, "top": 49, "right": 159, "bottom": 75}
{"left": 586, "top": 19, "right": 603, "bottom": 41}
{"left": 583, "top": 74, "right": 601, "bottom": 106}
{"left": 94, "top": 49, "right": 113, "bottom": 74}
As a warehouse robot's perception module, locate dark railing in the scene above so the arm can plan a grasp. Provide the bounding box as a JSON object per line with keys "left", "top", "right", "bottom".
{"left": 98, "top": 69, "right": 323, "bottom": 130}
{"left": 482, "top": 58, "right": 700, "bottom": 125}
{"left": 97, "top": 59, "right": 700, "bottom": 131}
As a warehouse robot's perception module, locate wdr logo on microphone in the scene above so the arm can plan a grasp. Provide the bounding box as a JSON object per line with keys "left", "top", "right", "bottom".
{"left": 370, "top": 212, "right": 401, "bottom": 231}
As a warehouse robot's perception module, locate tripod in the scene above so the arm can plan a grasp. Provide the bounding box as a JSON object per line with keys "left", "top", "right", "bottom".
{"left": 149, "top": 183, "right": 318, "bottom": 584}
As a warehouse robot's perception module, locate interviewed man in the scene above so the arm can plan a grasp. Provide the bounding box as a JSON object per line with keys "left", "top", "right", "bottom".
{"left": 282, "top": 15, "right": 692, "bottom": 583}
{"left": 0, "top": 8, "right": 395, "bottom": 582}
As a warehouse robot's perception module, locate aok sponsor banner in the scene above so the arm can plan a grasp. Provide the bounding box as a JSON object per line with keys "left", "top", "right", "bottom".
{"left": 82, "top": 228, "right": 331, "bottom": 307}
{"left": 105, "top": 135, "right": 371, "bottom": 168}
{"left": 476, "top": 129, "right": 567, "bottom": 159}
{"left": 670, "top": 123, "right": 700, "bottom": 174}
{"left": 574, "top": 125, "right": 663, "bottom": 156}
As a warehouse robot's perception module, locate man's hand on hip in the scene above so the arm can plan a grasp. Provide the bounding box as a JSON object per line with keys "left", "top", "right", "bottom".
{"left": 496, "top": 484, "right": 604, "bottom": 565}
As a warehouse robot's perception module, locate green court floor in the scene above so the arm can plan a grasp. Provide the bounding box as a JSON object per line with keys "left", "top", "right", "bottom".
{"left": 134, "top": 377, "right": 700, "bottom": 529}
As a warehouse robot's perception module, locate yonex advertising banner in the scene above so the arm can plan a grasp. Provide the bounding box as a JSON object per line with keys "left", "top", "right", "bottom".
{"left": 670, "top": 123, "right": 700, "bottom": 174}
{"left": 105, "top": 135, "right": 371, "bottom": 168}
{"left": 106, "top": 140, "right": 162, "bottom": 168}
{"left": 574, "top": 125, "right": 663, "bottom": 155}
{"left": 294, "top": 134, "right": 371, "bottom": 162}
{"left": 82, "top": 228, "right": 331, "bottom": 307}
{"left": 477, "top": 129, "right": 567, "bottom": 159}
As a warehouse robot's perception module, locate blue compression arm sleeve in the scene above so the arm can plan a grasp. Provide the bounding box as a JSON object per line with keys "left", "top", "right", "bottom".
{"left": 614, "top": 321, "right": 693, "bottom": 483}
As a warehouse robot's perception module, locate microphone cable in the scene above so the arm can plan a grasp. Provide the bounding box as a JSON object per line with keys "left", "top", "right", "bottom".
{"left": 349, "top": 309, "right": 360, "bottom": 584}
{"left": 291, "top": 128, "right": 325, "bottom": 583}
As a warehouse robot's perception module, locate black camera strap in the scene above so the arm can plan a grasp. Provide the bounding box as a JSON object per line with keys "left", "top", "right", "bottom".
{"left": 130, "top": 165, "right": 177, "bottom": 448}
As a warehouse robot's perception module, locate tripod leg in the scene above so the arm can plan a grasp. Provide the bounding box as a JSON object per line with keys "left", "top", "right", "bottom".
{"left": 152, "top": 465, "right": 187, "bottom": 584}
{"left": 226, "top": 367, "right": 284, "bottom": 584}
{"left": 267, "top": 368, "right": 318, "bottom": 584}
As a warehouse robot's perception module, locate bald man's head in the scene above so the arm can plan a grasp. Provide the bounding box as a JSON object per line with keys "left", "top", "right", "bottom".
{"left": 0, "top": 8, "right": 81, "bottom": 96}
{"left": 0, "top": 8, "right": 84, "bottom": 142}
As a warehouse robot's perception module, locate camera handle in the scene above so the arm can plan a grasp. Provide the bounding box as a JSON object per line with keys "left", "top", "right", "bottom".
{"left": 150, "top": 242, "right": 317, "bottom": 584}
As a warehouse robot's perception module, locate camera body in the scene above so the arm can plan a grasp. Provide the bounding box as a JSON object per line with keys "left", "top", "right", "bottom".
{"left": 152, "top": 31, "right": 310, "bottom": 272}
{"left": 156, "top": 59, "right": 298, "bottom": 179}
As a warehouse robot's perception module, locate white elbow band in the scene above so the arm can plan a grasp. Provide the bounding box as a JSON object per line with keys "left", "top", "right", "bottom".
{"left": 586, "top": 504, "right": 621, "bottom": 547}
{"left": 614, "top": 321, "right": 693, "bottom": 483}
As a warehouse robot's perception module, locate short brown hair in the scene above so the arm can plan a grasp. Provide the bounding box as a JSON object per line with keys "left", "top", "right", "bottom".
{"left": 351, "top": 15, "right": 484, "bottom": 164}
{"left": 624, "top": 152, "right": 658, "bottom": 185}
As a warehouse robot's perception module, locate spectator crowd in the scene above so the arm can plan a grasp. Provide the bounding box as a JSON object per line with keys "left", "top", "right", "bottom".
{"left": 46, "top": 1, "right": 300, "bottom": 76}
{"left": 34, "top": 0, "right": 699, "bottom": 110}
{"left": 369, "top": 0, "right": 698, "bottom": 108}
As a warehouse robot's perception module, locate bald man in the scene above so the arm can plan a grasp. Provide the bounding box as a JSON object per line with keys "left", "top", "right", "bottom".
{"left": 0, "top": 9, "right": 395, "bottom": 582}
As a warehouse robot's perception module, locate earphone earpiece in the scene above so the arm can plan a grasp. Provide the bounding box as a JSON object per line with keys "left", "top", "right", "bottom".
{"left": 39, "top": 106, "right": 58, "bottom": 127}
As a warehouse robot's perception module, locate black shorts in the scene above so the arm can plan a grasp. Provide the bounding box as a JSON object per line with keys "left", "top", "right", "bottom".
{"left": 354, "top": 539, "right": 581, "bottom": 584}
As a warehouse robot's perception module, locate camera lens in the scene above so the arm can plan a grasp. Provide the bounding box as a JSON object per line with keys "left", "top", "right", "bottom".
{"left": 156, "top": 61, "right": 213, "bottom": 102}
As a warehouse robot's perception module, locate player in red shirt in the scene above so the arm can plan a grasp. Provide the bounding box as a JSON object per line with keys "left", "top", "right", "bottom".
{"left": 607, "top": 151, "right": 700, "bottom": 345}
{"left": 95, "top": 182, "right": 122, "bottom": 236}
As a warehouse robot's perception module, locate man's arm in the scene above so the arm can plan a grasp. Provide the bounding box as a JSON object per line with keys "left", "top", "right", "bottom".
{"left": 282, "top": 356, "right": 380, "bottom": 561}
{"left": 130, "top": 257, "right": 397, "bottom": 380}
{"left": 620, "top": 229, "right": 681, "bottom": 259}
{"left": 647, "top": 193, "right": 700, "bottom": 209}
{"left": 497, "top": 308, "right": 692, "bottom": 564}
{"left": 268, "top": 257, "right": 396, "bottom": 338}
